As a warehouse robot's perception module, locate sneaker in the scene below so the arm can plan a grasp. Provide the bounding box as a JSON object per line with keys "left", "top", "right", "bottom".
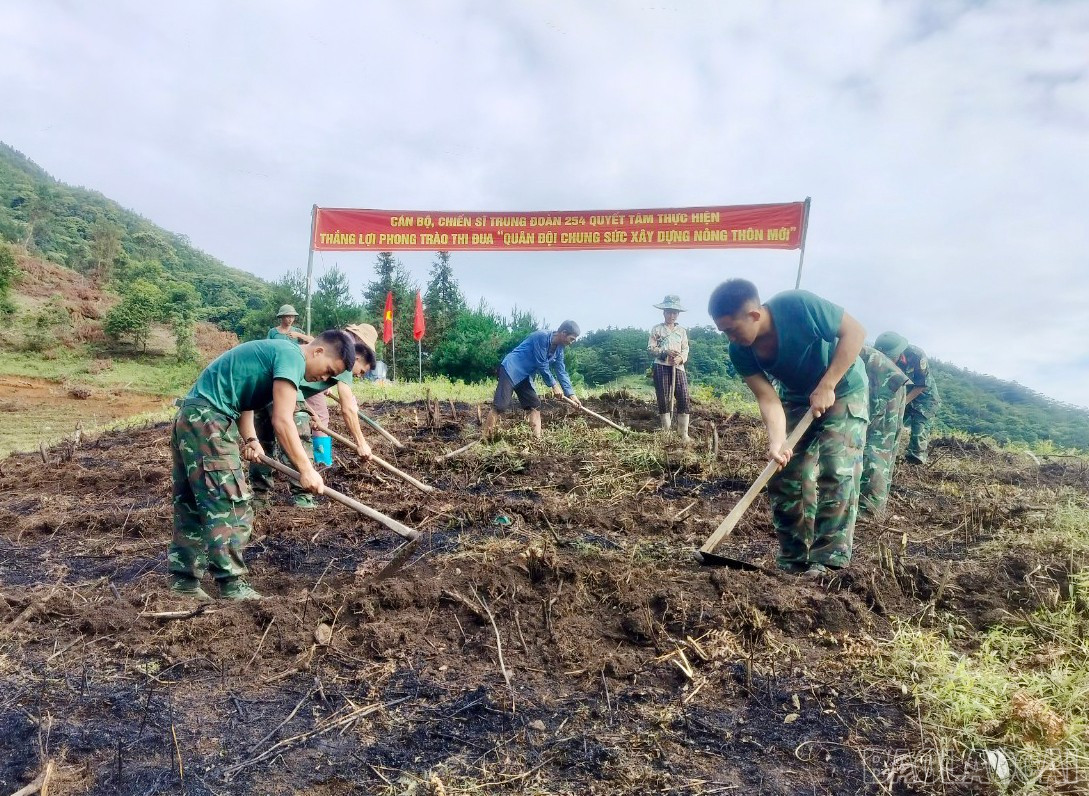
{"left": 218, "top": 579, "right": 263, "bottom": 601}
{"left": 168, "top": 576, "right": 214, "bottom": 602}
{"left": 293, "top": 495, "right": 317, "bottom": 509}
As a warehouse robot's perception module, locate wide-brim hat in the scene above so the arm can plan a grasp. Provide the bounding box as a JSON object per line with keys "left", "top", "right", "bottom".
{"left": 654, "top": 295, "right": 685, "bottom": 312}
{"left": 277, "top": 304, "right": 299, "bottom": 317}
{"left": 874, "top": 331, "right": 909, "bottom": 360}
{"left": 345, "top": 323, "right": 379, "bottom": 356}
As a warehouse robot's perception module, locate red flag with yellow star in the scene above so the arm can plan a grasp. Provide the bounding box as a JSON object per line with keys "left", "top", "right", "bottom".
{"left": 382, "top": 291, "right": 393, "bottom": 344}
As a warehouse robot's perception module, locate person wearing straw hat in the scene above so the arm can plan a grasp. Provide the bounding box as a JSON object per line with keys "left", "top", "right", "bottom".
{"left": 250, "top": 323, "right": 378, "bottom": 508}
{"left": 268, "top": 305, "right": 313, "bottom": 344}
{"left": 648, "top": 295, "right": 692, "bottom": 442}
{"left": 874, "top": 331, "right": 940, "bottom": 465}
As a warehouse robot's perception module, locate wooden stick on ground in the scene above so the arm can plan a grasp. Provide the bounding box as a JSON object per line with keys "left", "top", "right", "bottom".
{"left": 560, "top": 396, "right": 631, "bottom": 434}
{"left": 435, "top": 440, "right": 479, "bottom": 463}
{"left": 326, "top": 392, "right": 403, "bottom": 448}
{"left": 9, "top": 759, "right": 55, "bottom": 796}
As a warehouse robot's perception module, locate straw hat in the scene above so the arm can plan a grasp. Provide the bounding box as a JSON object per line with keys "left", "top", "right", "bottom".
{"left": 654, "top": 295, "right": 685, "bottom": 312}
{"left": 345, "top": 323, "right": 379, "bottom": 355}
{"left": 276, "top": 304, "right": 299, "bottom": 317}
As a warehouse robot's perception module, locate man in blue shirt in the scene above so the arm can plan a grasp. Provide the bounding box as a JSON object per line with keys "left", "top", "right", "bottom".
{"left": 483, "top": 320, "right": 582, "bottom": 440}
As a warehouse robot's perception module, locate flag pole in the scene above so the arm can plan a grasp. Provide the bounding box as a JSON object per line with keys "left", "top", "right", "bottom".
{"left": 391, "top": 333, "right": 396, "bottom": 382}
{"left": 304, "top": 204, "right": 317, "bottom": 334}
{"left": 793, "top": 196, "right": 812, "bottom": 290}
{"left": 418, "top": 340, "right": 422, "bottom": 381}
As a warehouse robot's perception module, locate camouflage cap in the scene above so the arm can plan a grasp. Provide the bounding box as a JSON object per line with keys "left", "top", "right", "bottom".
{"left": 276, "top": 304, "right": 298, "bottom": 317}
{"left": 874, "top": 331, "right": 909, "bottom": 360}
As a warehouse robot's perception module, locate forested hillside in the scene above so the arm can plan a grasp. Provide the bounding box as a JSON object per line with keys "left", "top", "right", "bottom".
{"left": 0, "top": 142, "right": 269, "bottom": 334}
{"left": 932, "top": 361, "right": 1089, "bottom": 449}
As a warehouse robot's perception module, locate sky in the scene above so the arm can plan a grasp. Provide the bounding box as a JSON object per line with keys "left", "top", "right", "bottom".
{"left": 2, "top": 1, "right": 1088, "bottom": 405}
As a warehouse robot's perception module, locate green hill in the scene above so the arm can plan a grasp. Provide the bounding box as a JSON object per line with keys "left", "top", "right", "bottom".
{"left": 931, "top": 360, "right": 1089, "bottom": 449}
{"left": 0, "top": 142, "right": 269, "bottom": 333}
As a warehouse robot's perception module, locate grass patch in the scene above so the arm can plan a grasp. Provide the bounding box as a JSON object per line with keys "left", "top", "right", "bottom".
{"left": 881, "top": 576, "right": 1089, "bottom": 793}
{"left": 0, "top": 349, "right": 201, "bottom": 396}
{"left": 877, "top": 493, "right": 1089, "bottom": 794}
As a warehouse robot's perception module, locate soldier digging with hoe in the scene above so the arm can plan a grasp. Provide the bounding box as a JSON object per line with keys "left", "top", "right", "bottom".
{"left": 709, "top": 279, "right": 868, "bottom": 578}
{"left": 168, "top": 330, "right": 356, "bottom": 601}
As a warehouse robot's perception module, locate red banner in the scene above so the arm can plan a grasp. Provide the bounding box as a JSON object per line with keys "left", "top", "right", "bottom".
{"left": 413, "top": 292, "right": 425, "bottom": 342}
{"left": 312, "top": 202, "right": 806, "bottom": 252}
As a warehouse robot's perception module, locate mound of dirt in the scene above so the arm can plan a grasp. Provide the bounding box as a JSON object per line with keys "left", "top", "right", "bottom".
{"left": 0, "top": 396, "right": 1080, "bottom": 794}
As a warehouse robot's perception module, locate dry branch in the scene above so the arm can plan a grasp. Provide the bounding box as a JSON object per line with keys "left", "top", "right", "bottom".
{"left": 8, "top": 759, "right": 55, "bottom": 796}
{"left": 474, "top": 588, "right": 515, "bottom": 713}
{"left": 435, "top": 441, "right": 479, "bottom": 463}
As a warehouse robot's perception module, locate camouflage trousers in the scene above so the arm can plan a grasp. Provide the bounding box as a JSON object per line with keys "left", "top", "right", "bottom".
{"left": 904, "top": 405, "right": 932, "bottom": 463}
{"left": 859, "top": 386, "right": 907, "bottom": 519}
{"left": 248, "top": 404, "right": 313, "bottom": 498}
{"left": 169, "top": 401, "right": 254, "bottom": 581}
{"left": 769, "top": 393, "right": 868, "bottom": 570}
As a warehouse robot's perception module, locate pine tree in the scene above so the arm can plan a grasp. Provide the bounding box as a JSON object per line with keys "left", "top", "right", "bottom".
{"left": 311, "top": 264, "right": 361, "bottom": 332}
{"left": 360, "top": 252, "right": 419, "bottom": 375}
{"left": 422, "top": 250, "right": 466, "bottom": 355}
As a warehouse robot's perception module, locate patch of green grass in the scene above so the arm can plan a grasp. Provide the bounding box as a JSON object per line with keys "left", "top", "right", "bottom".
{"left": 0, "top": 349, "right": 201, "bottom": 396}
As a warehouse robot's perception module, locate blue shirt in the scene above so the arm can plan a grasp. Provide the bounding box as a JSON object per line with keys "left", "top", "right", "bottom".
{"left": 501, "top": 330, "right": 574, "bottom": 396}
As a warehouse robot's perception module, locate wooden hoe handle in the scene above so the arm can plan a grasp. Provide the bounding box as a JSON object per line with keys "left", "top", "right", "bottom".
{"left": 698, "top": 409, "right": 816, "bottom": 556}
{"left": 307, "top": 415, "right": 435, "bottom": 494}
{"left": 256, "top": 453, "right": 419, "bottom": 542}
{"left": 560, "top": 396, "right": 630, "bottom": 433}
{"left": 326, "top": 391, "right": 404, "bottom": 448}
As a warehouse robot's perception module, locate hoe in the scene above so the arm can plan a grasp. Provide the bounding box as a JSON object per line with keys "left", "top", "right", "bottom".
{"left": 696, "top": 409, "right": 814, "bottom": 569}
{"left": 256, "top": 454, "right": 420, "bottom": 577}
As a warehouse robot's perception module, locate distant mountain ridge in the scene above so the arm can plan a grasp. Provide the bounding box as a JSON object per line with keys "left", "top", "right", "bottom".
{"left": 0, "top": 141, "right": 268, "bottom": 333}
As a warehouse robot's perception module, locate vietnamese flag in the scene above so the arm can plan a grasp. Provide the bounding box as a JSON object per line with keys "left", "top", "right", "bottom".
{"left": 382, "top": 291, "right": 394, "bottom": 344}
{"left": 413, "top": 292, "right": 426, "bottom": 342}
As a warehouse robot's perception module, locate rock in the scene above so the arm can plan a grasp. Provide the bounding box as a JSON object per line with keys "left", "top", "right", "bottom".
{"left": 313, "top": 622, "right": 333, "bottom": 646}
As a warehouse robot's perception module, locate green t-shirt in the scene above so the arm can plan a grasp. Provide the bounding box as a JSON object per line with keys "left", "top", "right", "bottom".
{"left": 186, "top": 339, "right": 306, "bottom": 417}
{"left": 268, "top": 326, "right": 304, "bottom": 344}
{"left": 298, "top": 370, "right": 352, "bottom": 400}
{"left": 729, "top": 290, "right": 866, "bottom": 405}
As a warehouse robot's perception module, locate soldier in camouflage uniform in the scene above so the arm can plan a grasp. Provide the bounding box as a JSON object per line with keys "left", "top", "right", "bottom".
{"left": 709, "top": 279, "right": 868, "bottom": 577}
{"left": 249, "top": 324, "right": 377, "bottom": 508}
{"left": 875, "top": 332, "right": 940, "bottom": 465}
{"left": 858, "top": 345, "right": 909, "bottom": 520}
{"left": 169, "top": 331, "right": 355, "bottom": 601}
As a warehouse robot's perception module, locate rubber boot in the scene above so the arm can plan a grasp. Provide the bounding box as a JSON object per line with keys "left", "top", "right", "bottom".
{"left": 528, "top": 409, "right": 543, "bottom": 440}
{"left": 659, "top": 413, "right": 672, "bottom": 433}
{"left": 678, "top": 414, "right": 691, "bottom": 443}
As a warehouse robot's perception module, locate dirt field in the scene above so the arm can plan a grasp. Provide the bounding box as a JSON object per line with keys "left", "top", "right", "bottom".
{"left": 0, "top": 375, "right": 172, "bottom": 456}
{"left": 0, "top": 394, "right": 1083, "bottom": 795}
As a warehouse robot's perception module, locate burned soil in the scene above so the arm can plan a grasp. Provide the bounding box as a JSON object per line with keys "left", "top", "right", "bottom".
{"left": 0, "top": 396, "right": 1082, "bottom": 795}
